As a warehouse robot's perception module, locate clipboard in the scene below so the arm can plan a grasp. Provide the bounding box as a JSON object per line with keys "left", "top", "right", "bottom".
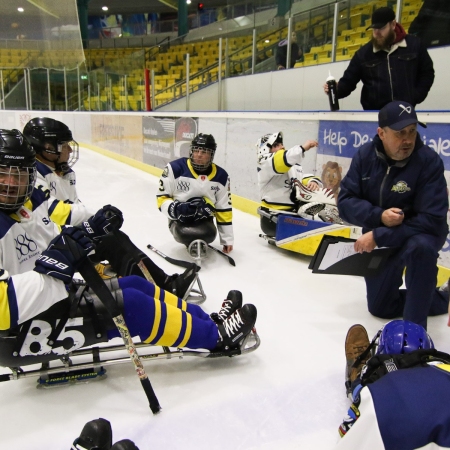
{"left": 309, "top": 235, "right": 396, "bottom": 276}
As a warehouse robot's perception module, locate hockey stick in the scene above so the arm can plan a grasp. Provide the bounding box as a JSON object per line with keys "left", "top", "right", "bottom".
{"left": 78, "top": 259, "right": 161, "bottom": 414}
{"left": 146, "top": 243, "right": 195, "bottom": 269}
{"left": 207, "top": 244, "right": 236, "bottom": 266}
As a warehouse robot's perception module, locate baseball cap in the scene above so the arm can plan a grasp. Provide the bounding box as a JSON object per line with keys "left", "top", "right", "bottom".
{"left": 378, "top": 101, "right": 427, "bottom": 130}
{"left": 366, "top": 7, "right": 396, "bottom": 30}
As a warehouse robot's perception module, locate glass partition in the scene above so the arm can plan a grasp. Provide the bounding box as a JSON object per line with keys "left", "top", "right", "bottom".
{"left": 0, "top": 0, "right": 442, "bottom": 111}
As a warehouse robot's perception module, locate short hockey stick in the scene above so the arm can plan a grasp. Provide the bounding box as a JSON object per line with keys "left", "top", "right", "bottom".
{"left": 147, "top": 243, "right": 195, "bottom": 269}
{"left": 78, "top": 258, "right": 161, "bottom": 414}
{"left": 207, "top": 244, "right": 236, "bottom": 266}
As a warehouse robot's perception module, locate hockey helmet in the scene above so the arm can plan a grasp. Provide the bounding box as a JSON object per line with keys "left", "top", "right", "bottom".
{"left": 376, "top": 320, "right": 434, "bottom": 355}
{"left": 189, "top": 133, "right": 217, "bottom": 171}
{"left": 0, "top": 129, "right": 36, "bottom": 213}
{"left": 23, "top": 117, "right": 79, "bottom": 172}
{"left": 256, "top": 132, "right": 283, "bottom": 163}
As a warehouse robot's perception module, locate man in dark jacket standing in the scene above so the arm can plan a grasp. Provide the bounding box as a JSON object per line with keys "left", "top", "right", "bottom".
{"left": 338, "top": 101, "right": 449, "bottom": 329}
{"left": 323, "top": 7, "right": 435, "bottom": 110}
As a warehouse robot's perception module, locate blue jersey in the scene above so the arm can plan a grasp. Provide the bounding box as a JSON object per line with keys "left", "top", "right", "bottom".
{"left": 336, "top": 364, "right": 450, "bottom": 449}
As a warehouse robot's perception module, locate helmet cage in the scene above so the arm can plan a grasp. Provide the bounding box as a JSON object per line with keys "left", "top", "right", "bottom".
{"left": 0, "top": 164, "right": 37, "bottom": 213}
{"left": 256, "top": 132, "right": 283, "bottom": 163}
{"left": 189, "top": 134, "right": 217, "bottom": 171}
{"left": 189, "top": 146, "right": 215, "bottom": 171}
{"left": 23, "top": 118, "right": 79, "bottom": 171}
{"left": 0, "top": 129, "right": 37, "bottom": 213}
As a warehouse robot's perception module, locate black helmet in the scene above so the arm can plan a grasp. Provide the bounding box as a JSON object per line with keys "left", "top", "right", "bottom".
{"left": 189, "top": 133, "right": 217, "bottom": 171}
{"left": 0, "top": 129, "right": 36, "bottom": 213}
{"left": 23, "top": 117, "right": 79, "bottom": 172}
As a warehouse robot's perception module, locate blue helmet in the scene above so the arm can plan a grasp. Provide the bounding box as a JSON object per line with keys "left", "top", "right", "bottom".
{"left": 376, "top": 320, "right": 434, "bottom": 355}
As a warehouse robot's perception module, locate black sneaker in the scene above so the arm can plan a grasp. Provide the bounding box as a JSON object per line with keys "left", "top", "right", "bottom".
{"left": 165, "top": 263, "right": 200, "bottom": 298}
{"left": 111, "top": 440, "right": 140, "bottom": 450}
{"left": 72, "top": 418, "right": 112, "bottom": 450}
{"left": 211, "top": 290, "right": 243, "bottom": 324}
{"left": 216, "top": 304, "right": 257, "bottom": 351}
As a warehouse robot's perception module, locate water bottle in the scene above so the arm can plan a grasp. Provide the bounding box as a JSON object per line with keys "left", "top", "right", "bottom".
{"left": 326, "top": 72, "right": 339, "bottom": 111}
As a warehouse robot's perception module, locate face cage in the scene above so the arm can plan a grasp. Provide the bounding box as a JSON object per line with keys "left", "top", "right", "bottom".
{"left": 0, "top": 164, "right": 37, "bottom": 213}
{"left": 189, "top": 146, "right": 214, "bottom": 171}
{"left": 43, "top": 139, "right": 79, "bottom": 168}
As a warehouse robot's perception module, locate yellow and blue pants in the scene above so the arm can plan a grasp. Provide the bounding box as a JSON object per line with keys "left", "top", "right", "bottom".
{"left": 107, "top": 276, "right": 218, "bottom": 349}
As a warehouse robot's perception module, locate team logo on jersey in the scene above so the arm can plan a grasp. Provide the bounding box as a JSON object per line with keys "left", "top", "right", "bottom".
{"left": 391, "top": 181, "right": 411, "bottom": 194}
{"left": 176, "top": 180, "right": 190, "bottom": 192}
{"left": 15, "top": 233, "right": 38, "bottom": 259}
{"left": 162, "top": 167, "right": 168, "bottom": 178}
{"left": 19, "top": 209, "right": 30, "bottom": 219}
{"left": 200, "top": 175, "right": 206, "bottom": 181}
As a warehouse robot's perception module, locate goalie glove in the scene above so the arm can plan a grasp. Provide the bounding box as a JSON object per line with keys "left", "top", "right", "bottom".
{"left": 298, "top": 202, "right": 345, "bottom": 224}
{"left": 294, "top": 183, "right": 336, "bottom": 206}
{"left": 168, "top": 197, "right": 215, "bottom": 223}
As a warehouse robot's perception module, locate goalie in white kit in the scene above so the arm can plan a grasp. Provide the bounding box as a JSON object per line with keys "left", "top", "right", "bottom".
{"left": 256, "top": 131, "right": 340, "bottom": 237}
{"left": 22, "top": 117, "right": 198, "bottom": 299}
{"left": 0, "top": 129, "right": 257, "bottom": 369}
{"left": 157, "top": 133, "right": 234, "bottom": 255}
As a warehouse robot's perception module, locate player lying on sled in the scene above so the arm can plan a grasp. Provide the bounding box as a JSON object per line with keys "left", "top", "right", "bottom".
{"left": 0, "top": 129, "right": 259, "bottom": 383}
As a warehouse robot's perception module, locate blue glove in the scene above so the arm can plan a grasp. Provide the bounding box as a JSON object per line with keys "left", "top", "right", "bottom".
{"left": 81, "top": 205, "right": 124, "bottom": 239}
{"left": 34, "top": 227, "right": 95, "bottom": 284}
{"left": 168, "top": 197, "right": 214, "bottom": 223}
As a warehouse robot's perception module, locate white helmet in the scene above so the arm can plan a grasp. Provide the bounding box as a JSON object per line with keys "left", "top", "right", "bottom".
{"left": 256, "top": 132, "right": 283, "bottom": 163}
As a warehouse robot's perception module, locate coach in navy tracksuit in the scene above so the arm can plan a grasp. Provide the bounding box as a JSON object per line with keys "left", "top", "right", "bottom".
{"left": 338, "top": 101, "right": 449, "bottom": 329}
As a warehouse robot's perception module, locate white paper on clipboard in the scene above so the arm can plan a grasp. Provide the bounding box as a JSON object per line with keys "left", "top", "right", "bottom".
{"left": 317, "top": 242, "right": 357, "bottom": 271}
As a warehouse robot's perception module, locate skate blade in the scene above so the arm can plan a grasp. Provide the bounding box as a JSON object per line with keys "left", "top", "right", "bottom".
{"left": 37, "top": 367, "right": 107, "bottom": 388}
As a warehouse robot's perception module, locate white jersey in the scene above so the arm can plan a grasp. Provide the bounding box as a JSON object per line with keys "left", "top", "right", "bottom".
{"left": 157, "top": 158, "right": 233, "bottom": 246}
{"left": 0, "top": 188, "right": 71, "bottom": 330}
{"left": 257, "top": 145, "right": 321, "bottom": 212}
{"left": 36, "top": 160, "right": 95, "bottom": 226}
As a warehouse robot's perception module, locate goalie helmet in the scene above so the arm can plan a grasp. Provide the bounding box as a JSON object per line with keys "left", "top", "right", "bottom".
{"left": 23, "top": 117, "right": 79, "bottom": 173}
{"left": 256, "top": 132, "right": 283, "bottom": 163}
{"left": 189, "top": 133, "right": 217, "bottom": 171}
{"left": 0, "top": 129, "right": 36, "bottom": 213}
{"left": 376, "top": 320, "right": 434, "bottom": 355}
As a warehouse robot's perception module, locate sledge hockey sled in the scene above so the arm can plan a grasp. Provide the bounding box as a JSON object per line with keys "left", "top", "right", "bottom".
{"left": 0, "top": 284, "right": 260, "bottom": 386}
{"left": 258, "top": 208, "right": 361, "bottom": 256}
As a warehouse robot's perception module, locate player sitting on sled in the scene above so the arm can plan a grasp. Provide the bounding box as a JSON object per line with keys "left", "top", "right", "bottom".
{"left": 156, "top": 133, "right": 233, "bottom": 260}
{"left": 0, "top": 129, "right": 257, "bottom": 375}
{"left": 256, "top": 131, "right": 342, "bottom": 238}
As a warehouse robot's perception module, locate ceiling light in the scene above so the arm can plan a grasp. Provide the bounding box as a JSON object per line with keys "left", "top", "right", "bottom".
{"left": 265, "top": 39, "right": 269, "bottom": 43}
{"left": 18, "top": 7, "right": 24, "bottom": 12}
{"left": 186, "top": 0, "right": 191, "bottom": 4}
{"left": 102, "top": 6, "right": 108, "bottom": 11}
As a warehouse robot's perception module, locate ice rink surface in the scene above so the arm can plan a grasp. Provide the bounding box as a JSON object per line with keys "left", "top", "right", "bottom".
{"left": 1, "top": 148, "right": 449, "bottom": 449}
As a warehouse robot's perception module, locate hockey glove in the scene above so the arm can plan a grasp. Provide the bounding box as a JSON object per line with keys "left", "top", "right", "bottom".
{"left": 34, "top": 227, "right": 95, "bottom": 284}
{"left": 168, "top": 197, "right": 214, "bottom": 223}
{"left": 81, "top": 205, "right": 124, "bottom": 239}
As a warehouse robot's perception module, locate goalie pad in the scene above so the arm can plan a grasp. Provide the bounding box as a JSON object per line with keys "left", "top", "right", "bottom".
{"left": 298, "top": 202, "right": 345, "bottom": 224}
{"left": 293, "top": 182, "right": 336, "bottom": 206}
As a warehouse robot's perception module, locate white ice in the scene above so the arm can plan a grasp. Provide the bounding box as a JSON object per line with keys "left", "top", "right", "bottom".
{"left": 1, "top": 148, "right": 449, "bottom": 449}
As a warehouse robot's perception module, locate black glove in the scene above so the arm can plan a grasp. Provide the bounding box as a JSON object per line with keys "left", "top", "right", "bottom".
{"left": 34, "top": 227, "right": 95, "bottom": 284}
{"left": 81, "top": 205, "right": 124, "bottom": 239}
{"left": 168, "top": 197, "right": 214, "bottom": 223}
